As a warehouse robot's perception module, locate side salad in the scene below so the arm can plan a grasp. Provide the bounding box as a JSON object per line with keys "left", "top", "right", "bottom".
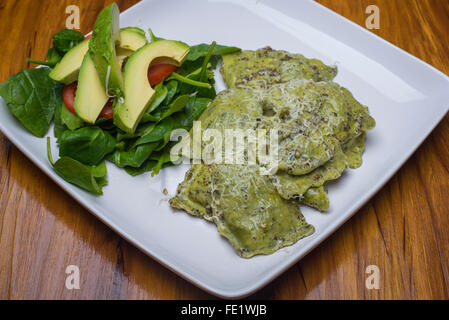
{"left": 0, "top": 3, "right": 240, "bottom": 195}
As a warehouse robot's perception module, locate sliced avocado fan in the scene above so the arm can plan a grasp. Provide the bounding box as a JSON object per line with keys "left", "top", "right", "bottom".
{"left": 48, "top": 27, "right": 147, "bottom": 89}
{"left": 73, "top": 28, "right": 147, "bottom": 124}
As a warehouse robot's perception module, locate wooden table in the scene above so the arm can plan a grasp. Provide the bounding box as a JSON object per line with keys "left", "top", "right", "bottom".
{"left": 0, "top": 0, "right": 448, "bottom": 300}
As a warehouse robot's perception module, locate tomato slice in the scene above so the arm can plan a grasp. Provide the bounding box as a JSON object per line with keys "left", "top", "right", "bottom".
{"left": 63, "top": 82, "right": 113, "bottom": 119}
{"left": 147, "top": 63, "right": 177, "bottom": 86}
{"left": 62, "top": 61, "right": 174, "bottom": 119}
{"left": 84, "top": 34, "right": 92, "bottom": 39}
{"left": 62, "top": 82, "right": 77, "bottom": 115}
{"left": 99, "top": 100, "right": 113, "bottom": 119}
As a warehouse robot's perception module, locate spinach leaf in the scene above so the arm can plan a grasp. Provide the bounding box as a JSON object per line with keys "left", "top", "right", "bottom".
{"left": 54, "top": 102, "right": 67, "bottom": 139}
{"left": 0, "top": 68, "right": 63, "bottom": 137}
{"left": 154, "top": 94, "right": 190, "bottom": 122}
{"left": 151, "top": 151, "right": 173, "bottom": 176}
{"left": 124, "top": 159, "right": 157, "bottom": 176}
{"left": 60, "top": 103, "right": 84, "bottom": 131}
{"left": 52, "top": 29, "right": 84, "bottom": 54}
{"left": 146, "top": 83, "right": 168, "bottom": 114}
{"left": 54, "top": 102, "right": 85, "bottom": 138}
{"left": 186, "top": 43, "right": 241, "bottom": 61}
{"left": 178, "top": 59, "right": 216, "bottom": 77}
{"left": 176, "top": 65, "right": 215, "bottom": 98}
{"left": 47, "top": 137, "right": 108, "bottom": 195}
{"left": 178, "top": 59, "right": 204, "bottom": 76}
{"left": 58, "top": 126, "right": 116, "bottom": 166}
{"left": 90, "top": 161, "right": 107, "bottom": 178}
{"left": 155, "top": 132, "right": 172, "bottom": 151}
{"left": 116, "top": 122, "right": 154, "bottom": 141}
{"left": 132, "top": 117, "right": 175, "bottom": 148}
{"left": 27, "top": 47, "right": 63, "bottom": 67}
{"left": 196, "top": 41, "right": 218, "bottom": 99}
{"left": 199, "top": 41, "right": 216, "bottom": 82}
{"left": 126, "top": 97, "right": 210, "bottom": 175}
{"left": 182, "top": 97, "right": 211, "bottom": 127}
{"left": 167, "top": 72, "right": 211, "bottom": 89}
{"left": 107, "top": 142, "right": 158, "bottom": 168}
{"left": 140, "top": 113, "right": 159, "bottom": 123}
{"left": 176, "top": 42, "right": 239, "bottom": 88}
{"left": 163, "top": 80, "right": 178, "bottom": 105}
{"left": 165, "top": 97, "right": 210, "bottom": 136}
{"left": 25, "top": 58, "right": 55, "bottom": 68}
{"left": 197, "top": 85, "right": 216, "bottom": 100}
{"left": 47, "top": 47, "right": 62, "bottom": 66}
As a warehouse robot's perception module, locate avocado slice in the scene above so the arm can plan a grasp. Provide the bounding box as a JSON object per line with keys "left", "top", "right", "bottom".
{"left": 49, "top": 28, "right": 146, "bottom": 85}
{"left": 89, "top": 3, "right": 123, "bottom": 96}
{"left": 116, "top": 27, "right": 148, "bottom": 68}
{"left": 113, "top": 40, "right": 189, "bottom": 133}
{"left": 49, "top": 39, "right": 89, "bottom": 84}
{"left": 73, "top": 54, "right": 109, "bottom": 123}
{"left": 119, "top": 27, "right": 147, "bottom": 51}
{"left": 73, "top": 29, "right": 147, "bottom": 124}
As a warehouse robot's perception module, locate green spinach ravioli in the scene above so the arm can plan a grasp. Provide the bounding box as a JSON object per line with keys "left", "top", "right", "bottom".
{"left": 170, "top": 48, "right": 375, "bottom": 257}
{"left": 169, "top": 164, "right": 315, "bottom": 258}
{"left": 221, "top": 46, "right": 338, "bottom": 88}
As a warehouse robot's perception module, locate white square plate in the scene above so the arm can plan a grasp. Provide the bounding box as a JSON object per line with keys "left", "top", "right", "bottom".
{"left": 1, "top": 0, "right": 448, "bottom": 298}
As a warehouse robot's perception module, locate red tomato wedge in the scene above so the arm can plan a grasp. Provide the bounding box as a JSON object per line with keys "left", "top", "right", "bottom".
{"left": 62, "top": 63, "right": 176, "bottom": 120}
{"left": 62, "top": 82, "right": 77, "bottom": 115}
{"left": 147, "top": 63, "right": 177, "bottom": 86}
{"left": 62, "top": 82, "right": 113, "bottom": 119}
{"left": 84, "top": 34, "right": 92, "bottom": 39}
{"left": 99, "top": 100, "right": 113, "bottom": 119}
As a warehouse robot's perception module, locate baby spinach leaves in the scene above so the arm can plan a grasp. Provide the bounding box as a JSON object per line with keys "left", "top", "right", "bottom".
{"left": 52, "top": 29, "right": 85, "bottom": 55}
{"left": 146, "top": 83, "right": 168, "bottom": 114}
{"left": 54, "top": 102, "right": 85, "bottom": 139}
{"left": 0, "top": 67, "right": 63, "bottom": 137}
{"left": 54, "top": 101, "right": 66, "bottom": 139}
{"left": 47, "top": 137, "right": 108, "bottom": 195}
{"left": 58, "top": 126, "right": 116, "bottom": 166}
{"left": 186, "top": 43, "right": 241, "bottom": 61}
{"left": 133, "top": 117, "right": 176, "bottom": 147}
{"left": 124, "top": 159, "right": 157, "bottom": 176}
{"left": 163, "top": 80, "right": 178, "bottom": 105}
{"left": 46, "top": 47, "right": 63, "bottom": 66}
{"left": 151, "top": 151, "right": 173, "bottom": 176}
{"left": 167, "top": 72, "right": 211, "bottom": 89}
{"left": 151, "top": 94, "right": 190, "bottom": 122}
{"left": 60, "top": 103, "right": 85, "bottom": 131}
{"left": 182, "top": 97, "right": 211, "bottom": 127}
{"left": 107, "top": 142, "right": 159, "bottom": 168}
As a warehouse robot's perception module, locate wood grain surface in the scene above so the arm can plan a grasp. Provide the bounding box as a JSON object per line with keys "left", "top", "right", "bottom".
{"left": 0, "top": 0, "right": 448, "bottom": 300}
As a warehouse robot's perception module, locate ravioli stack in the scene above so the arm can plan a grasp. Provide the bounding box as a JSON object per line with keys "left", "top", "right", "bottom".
{"left": 169, "top": 47, "right": 375, "bottom": 257}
